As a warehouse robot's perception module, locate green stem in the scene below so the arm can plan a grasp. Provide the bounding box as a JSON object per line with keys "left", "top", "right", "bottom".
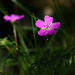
{"left": 31, "top": 15, "right": 37, "bottom": 48}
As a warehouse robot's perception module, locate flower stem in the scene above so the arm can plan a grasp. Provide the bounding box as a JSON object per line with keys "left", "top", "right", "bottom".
{"left": 13, "top": 24, "right": 18, "bottom": 50}
{"left": 5, "top": 45, "right": 10, "bottom": 51}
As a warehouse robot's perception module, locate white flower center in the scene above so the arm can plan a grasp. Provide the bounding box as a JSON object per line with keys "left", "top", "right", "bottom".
{"left": 45, "top": 23, "right": 52, "bottom": 30}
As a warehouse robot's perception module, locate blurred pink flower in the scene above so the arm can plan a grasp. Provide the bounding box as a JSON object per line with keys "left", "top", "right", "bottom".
{"left": 35, "top": 15, "right": 60, "bottom": 36}
{"left": 3, "top": 14, "right": 24, "bottom": 22}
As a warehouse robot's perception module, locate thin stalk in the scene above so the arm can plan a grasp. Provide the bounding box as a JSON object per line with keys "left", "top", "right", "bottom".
{"left": 31, "top": 15, "right": 37, "bottom": 48}
{"left": 13, "top": 24, "right": 18, "bottom": 50}
{"left": 5, "top": 45, "right": 10, "bottom": 52}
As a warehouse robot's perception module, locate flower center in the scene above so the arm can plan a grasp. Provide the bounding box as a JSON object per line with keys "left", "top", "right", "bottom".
{"left": 12, "top": 17, "right": 15, "bottom": 20}
{"left": 45, "top": 23, "right": 52, "bottom": 30}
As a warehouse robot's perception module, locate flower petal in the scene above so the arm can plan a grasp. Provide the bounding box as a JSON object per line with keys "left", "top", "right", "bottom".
{"left": 10, "top": 14, "right": 16, "bottom": 17}
{"left": 10, "top": 19, "right": 16, "bottom": 22}
{"left": 37, "top": 29, "right": 48, "bottom": 36}
{"left": 3, "top": 15, "right": 11, "bottom": 21}
{"left": 44, "top": 15, "right": 53, "bottom": 25}
{"left": 20, "top": 15, "right": 24, "bottom": 19}
{"left": 48, "top": 30, "right": 56, "bottom": 35}
{"left": 35, "top": 19, "right": 45, "bottom": 28}
{"left": 50, "top": 22, "right": 60, "bottom": 29}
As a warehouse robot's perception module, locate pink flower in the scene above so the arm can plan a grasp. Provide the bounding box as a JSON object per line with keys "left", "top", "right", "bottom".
{"left": 3, "top": 14, "right": 24, "bottom": 22}
{"left": 35, "top": 15, "right": 60, "bottom": 36}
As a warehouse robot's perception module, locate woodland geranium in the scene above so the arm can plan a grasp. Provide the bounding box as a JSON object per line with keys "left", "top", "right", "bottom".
{"left": 3, "top": 14, "right": 24, "bottom": 22}
{"left": 35, "top": 15, "right": 60, "bottom": 36}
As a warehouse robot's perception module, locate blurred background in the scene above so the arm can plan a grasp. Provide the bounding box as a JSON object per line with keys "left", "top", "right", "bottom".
{"left": 0, "top": 0, "right": 75, "bottom": 37}
{"left": 0, "top": 0, "right": 75, "bottom": 75}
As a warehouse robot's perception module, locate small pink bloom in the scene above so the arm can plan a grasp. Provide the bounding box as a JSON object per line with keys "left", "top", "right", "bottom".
{"left": 3, "top": 14, "right": 24, "bottom": 22}
{"left": 35, "top": 15, "right": 60, "bottom": 36}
